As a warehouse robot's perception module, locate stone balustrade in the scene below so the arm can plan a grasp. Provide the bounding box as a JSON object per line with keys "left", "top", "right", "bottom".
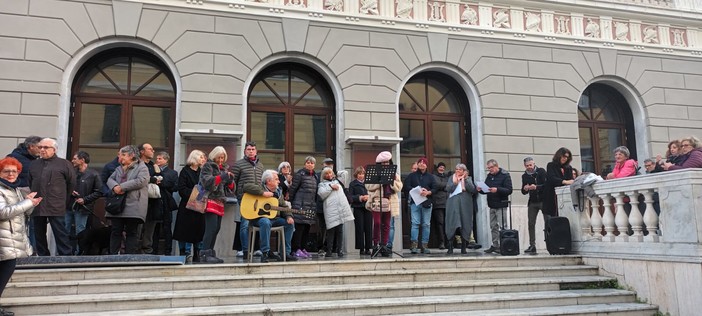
{"left": 557, "top": 168, "right": 702, "bottom": 259}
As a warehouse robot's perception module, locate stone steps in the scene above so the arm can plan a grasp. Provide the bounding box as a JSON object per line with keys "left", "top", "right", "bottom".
{"left": 2, "top": 256, "right": 658, "bottom": 315}
{"left": 399, "top": 303, "right": 659, "bottom": 315}
{"left": 33, "top": 289, "right": 654, "bottom": 316}
{"left": 1, "top": 276, "right": 615, "bottom": 315}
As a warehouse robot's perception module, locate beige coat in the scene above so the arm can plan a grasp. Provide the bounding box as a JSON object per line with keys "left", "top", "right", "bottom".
{"left": 0, "top": 182, "right": 34, "bottom": 261}
{"left": 365, "top": 173, "right": 403, "bottom": 217}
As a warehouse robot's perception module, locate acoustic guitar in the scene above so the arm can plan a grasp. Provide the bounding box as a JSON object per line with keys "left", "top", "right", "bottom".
{"left": 240, "top": 193, "right": 315, "bottom": 220}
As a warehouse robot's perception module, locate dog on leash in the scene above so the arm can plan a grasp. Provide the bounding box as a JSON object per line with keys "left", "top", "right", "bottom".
{"left": 76, "top": 226, "right": 112, "bottom": 255}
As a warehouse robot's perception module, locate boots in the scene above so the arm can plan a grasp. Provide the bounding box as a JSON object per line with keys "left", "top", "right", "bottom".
{"left": 446, "top": 240, "right": 454, "bottom": 254}
{"left": 260, "top": 252, "right": 269, "bottom": 263}
{"left": 422, "top": 243, "right": 431, "bottom": 254}
{"left": 199, "top": 249, "right": 224, "bottom": 264}
{"left": 461, "top": 240, "right": 468, "bottom": 254}
{"left": 410, "top": 241, "right": 419, "bottom": 254}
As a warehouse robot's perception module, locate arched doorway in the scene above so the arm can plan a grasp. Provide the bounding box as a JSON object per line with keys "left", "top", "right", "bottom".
{"left": 69, "top": 48, "right": 176, "bottom": 171}
{"left": 578, "top": 83, "right": 636, "bottom": 176}
{"left": 398, "top": 71, "right": 473, "bottom": 248}
{"left": 247, "top": 62, "right": 336, "bottom": 169}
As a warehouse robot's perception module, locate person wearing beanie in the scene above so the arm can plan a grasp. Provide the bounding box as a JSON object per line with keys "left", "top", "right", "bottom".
{"left": 431, "top": 162, "right": 450, "bottom": 250}
{"left": 364, "top": 151, "right": 402, "bottom": 257}
{"left": 402, "top": 157, "right": 436, "bottom": 254}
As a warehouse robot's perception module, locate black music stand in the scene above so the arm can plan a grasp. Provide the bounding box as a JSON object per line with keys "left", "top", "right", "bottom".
{"left": 365, "top": 163, "right": 404, "bottom": 258}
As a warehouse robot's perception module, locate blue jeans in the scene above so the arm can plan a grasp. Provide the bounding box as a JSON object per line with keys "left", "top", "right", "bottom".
{"left": 251, "top": 217, "right": 294, "bottom": 255}
{"left": 387, "top": 217, "right": 395, "bottom": 248}
{"left": 410, "top": 203, "right": 432, "bottom": 244}
{"left": 65, "top": 209, "right": 89, "bottom": 237}
{"left": 239, "top": 218, "right": 249, "bottom": 252}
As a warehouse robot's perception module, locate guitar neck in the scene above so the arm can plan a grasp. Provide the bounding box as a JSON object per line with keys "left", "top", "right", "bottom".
{"left": 269, "top": 205, "right": 307, "bottom": 215}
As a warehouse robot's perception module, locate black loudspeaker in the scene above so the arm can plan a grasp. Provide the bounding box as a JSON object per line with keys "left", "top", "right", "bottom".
{"left": 545, "top": 216, "right": 572, "bottom": 255}
{"left": 500, "top": 229, "right": 519, "bottom": 256}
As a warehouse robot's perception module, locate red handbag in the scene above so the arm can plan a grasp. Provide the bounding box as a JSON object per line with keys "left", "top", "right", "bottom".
{"left": 205, "top": 199, "right": 225, "bottom": 216}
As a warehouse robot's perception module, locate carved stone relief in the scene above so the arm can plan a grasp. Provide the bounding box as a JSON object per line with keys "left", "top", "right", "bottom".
{"left": 554, "top": 15, "right": 570, "bottom": 35}
{"left": 359, "top": 0, "right": 379, "bottom": 15}
{"left": 460, "top": 5, "right": 478, "bottom": 25}
{"left": 324, "top": 0, "right": 343, "bottom": 11}
{"left": 614, "top": 21, "right": 629, "bottom": 41}
{"left": 584, "top": 18, "right": 600, "bottom": 38}
{"left": 286, "top": 0, "right": 306, "bottom": 7}
{"left": 671, "top": 28, "right": 687, "bottom": 47}
{"left": 524, "top": 11, "right": 541, "bottom": 32}
{"left": 396, "top": 0, "right": 413, "bottom": 19}
{"left": 642, "top": 25, "right": 659, "bottom": 44}
{"left": 493, "top": 8, "right": 510, "bottom": 28}
{"left": 428, "top": 1, "right": 445, "bottom": 22}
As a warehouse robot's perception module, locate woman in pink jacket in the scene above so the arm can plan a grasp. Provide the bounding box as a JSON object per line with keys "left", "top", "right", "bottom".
{"left": 607, "top": 146, "right": 638, "bottom": 179}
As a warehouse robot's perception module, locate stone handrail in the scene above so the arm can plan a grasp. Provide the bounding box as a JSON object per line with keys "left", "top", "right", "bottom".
{"left": 556, "top": 168, "right": 702, "bottom": 260}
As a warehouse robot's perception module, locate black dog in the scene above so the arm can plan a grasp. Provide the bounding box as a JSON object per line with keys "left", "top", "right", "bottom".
{"left": 76, "top": 226, "right": 112, "bottom": 255}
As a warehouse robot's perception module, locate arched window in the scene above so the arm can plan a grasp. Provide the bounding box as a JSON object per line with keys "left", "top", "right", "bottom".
{"left": 247, "top": 63, "right": 335, "bottom": 169}
{"left": 399, "top": 72, "right": 471, "bottom": 172}
{"left": 578, "top": 83, "right": 636, "bottom": 176}
{"left": 69, "top": 48, "right": 176, "bottom": 170}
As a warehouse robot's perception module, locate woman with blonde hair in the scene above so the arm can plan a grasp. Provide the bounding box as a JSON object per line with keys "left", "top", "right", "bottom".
{"left": 198, "top": 146, "right": 235, "bottom": 263}
{"left": 173, "top": 149, "right": 206, "bottom": 262}
{"left": 444, "top": 163, "right": 476, "bottom": 254}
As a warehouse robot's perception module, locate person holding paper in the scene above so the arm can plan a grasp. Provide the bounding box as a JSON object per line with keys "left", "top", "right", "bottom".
{"left": 521, "top": 157, "right": 548, "bottom": 254}
{"left": 477, "top": 159, "right": 512, "bottom": 254}
{"left": 403, "top": 157, "right": 436, "bottom": 254}
{"left": 444, "top": 163, "right": 476, "bottom": 254}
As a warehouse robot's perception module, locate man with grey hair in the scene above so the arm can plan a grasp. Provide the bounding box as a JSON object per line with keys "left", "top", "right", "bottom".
{"left": 520, "top": 157, "right": 547, "bottom": 254}
{"left": 242, "top": 169, "right": 297, "bottom": 263}
{"left": 7, "top": 135, "right": 42, "bottom": 248}
{"left": 477, "top": 159, "right": 512, "bottom": 254}
{"left": 28, "top": 138, "right": 76, "bottom": 256}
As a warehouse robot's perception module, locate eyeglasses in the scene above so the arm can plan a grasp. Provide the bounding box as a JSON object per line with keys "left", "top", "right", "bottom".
{"left": 681, "top": 144, "right": 691, "bottom": 148}
{"left": 37, "top": 146, "right": 54, "bottom": 150}
{"left": 1, "top": 169, "right": 19, "bottom": 174}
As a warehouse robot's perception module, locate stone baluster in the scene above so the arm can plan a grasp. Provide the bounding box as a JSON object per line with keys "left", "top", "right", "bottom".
{"left": 589, "top": 196, "right": 603, "bottom": 241}
{"left": 580, "top": 196, "right": 592, "bottom": 239}
{"left": 614, "top": 192, "right": 629, "bottom": 242}
{"left": 642, "top": 189, "right": 660, "bottom": 242}
{"left": 601, "top": 193, "right": 615, "bottom": 241}
{"left": 627, "top": 190, "right": 643, "bottom": 242}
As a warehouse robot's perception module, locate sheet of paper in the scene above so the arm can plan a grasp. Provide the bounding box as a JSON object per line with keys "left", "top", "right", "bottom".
{"left": 475, "top": 181, "right": 491, "bottom": 192}
{"left": 409, "top": 186, "right": 427, "bottom": 205}
{"left": 449, "top": 181, "right": 463, "bottom": 198}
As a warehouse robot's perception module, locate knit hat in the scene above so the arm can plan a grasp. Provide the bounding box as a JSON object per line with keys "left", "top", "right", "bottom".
{"left": 375, "top": 151, "right": 392, "bottom": 163}
{"left": 323, "top": 157, "right": 334, "bottom": 164}
{"left": 417, "top": 157, "right": 428, "bottom": 165}
{"left": 437, "top": 162, "right": 446, "bottom": 169}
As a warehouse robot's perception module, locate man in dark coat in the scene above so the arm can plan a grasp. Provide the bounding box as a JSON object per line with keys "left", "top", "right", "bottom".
{"left": 100, "top": 154, "right": 120, "bottom": 195}
{"left": 138, "top": 143, "right": 161, "bottom": 254}
{"left": 28, "top": 138, "right": 76, "bottom": 256}
{"left": 477, "top": 159, "right": 512, "bottom": 254}
{"left": 67, "top": 151, "right": 103, "bottom": 254}
{"left": 520, "top": 157, "right": 547, "bottom": 254}
{"left": 403, "top": 157, "right": 436, "bottom": 254}
{"left": 231, "top": 141, "right": 265, "bottom": 257}
{"left": 7, "top": 135, "right": 42, "bottom": 248}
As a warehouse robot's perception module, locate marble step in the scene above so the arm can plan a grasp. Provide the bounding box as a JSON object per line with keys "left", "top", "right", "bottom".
{"left": 4, "top": 265, "right": 599, "bottom": 298}
{"left": 1, "top": 276, "right": 617, "bottom": 314}
{"left": 9, "top": 255, "right": 583, "bottom": 283}
{"left": 396, "top": 303, "right": 659, "bottom": 315}
{"left": 33, "top": 288, "right": 642, "bottom": 316}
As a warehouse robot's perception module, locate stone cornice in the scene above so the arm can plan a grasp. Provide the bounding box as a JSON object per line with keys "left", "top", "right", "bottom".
{"left": 131, "top": 0, "right": 701, "bottom": 57}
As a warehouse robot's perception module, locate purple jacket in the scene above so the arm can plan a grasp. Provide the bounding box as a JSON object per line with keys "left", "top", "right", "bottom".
{"left": 668, "top": 148, "right": 702, "bottom": 170}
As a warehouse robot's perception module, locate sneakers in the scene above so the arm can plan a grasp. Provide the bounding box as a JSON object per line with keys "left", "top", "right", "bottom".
{"left": 253, "top": 250, "right": 263, "bottom": 257}
{"left": 410, "top": 242, "right": 419, "bottom": 254}
{"left": 285, "top": 253, "right": 298, "bottom": 261}
{"left": 484, "top": 246, "right": 499, "bottom": 254}
{"left": 467, "top": 242, "right": 481, "bottom": 250}
{"left": 236, "top": 251, "right": 244, "bottom": 258}
{"left": 295, "top": 249, "right": 306, "bottom": 258}
{"left": 301, "top": 249, "right": 311, "bottom": 258}
{"left": 268, "top": 251, "right": 282, "bottom": 261}
{"left": 421, "top": 243, "right": 431, "bottom": 254}
{"left": 318, "top": 249, "right": 327, "bottom": 257}
{"left": 524, "top": 245, "right": 537, "bottom": 254}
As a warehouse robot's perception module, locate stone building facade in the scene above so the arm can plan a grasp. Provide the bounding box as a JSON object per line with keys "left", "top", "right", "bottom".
{"left": 1, "top": 0, "right": 701, "bottom": 252}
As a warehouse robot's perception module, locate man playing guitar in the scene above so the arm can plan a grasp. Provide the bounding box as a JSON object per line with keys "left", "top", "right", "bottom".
{"left": 242, "top": 169, "right": 297, "bottom": 263}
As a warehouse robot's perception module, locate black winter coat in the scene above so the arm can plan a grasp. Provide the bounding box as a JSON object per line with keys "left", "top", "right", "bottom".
{"left": 173, "top": 166, "right": 204, "bottom": 243}
{"left": 348, "top": 179, "right": 368, "bottom": 209}
{"left": 403, "top": 170, "right": 436, "bottom": 208}
{"left": 100, "top": 157, "right": 119, "bottom": 195}
{"left": 520, "top": 167, "right": 547, "bottom": 205}
{"left": 7, "top": 144, "right": 37, "bottom": 187}
{"left": 70, "top": 168, "right": 103, "bottom": 212}
{"left": 432, "top": 172, "right": 450, "bottom": 209}
{"left": 159, "top": 166, "right": 178, "bottom": 212}
{"left": 289, "top": 168, "right": 318, "bottom": 225}
{"left": 480, "top": 168, "right": 513, "bottom": 209}
{"left": 28, "top": 155, "right": 76, "bottom": 217}
{"left": 542, "top": 162, "right": 574, "bottom": 216}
